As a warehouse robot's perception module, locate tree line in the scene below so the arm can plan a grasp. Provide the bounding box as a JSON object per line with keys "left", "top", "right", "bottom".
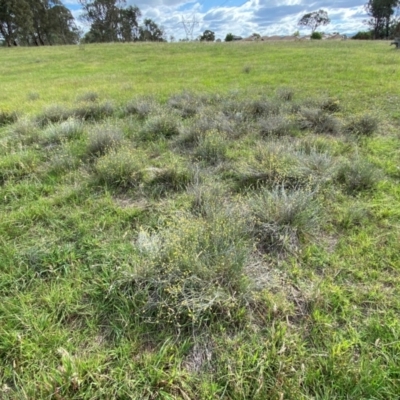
{"left": 364, "top": 0, "right": 400, "bottom": 39}
{"left": 1, "top": 0, "right": 399, "bottom": 47}
{"left": 79, "top": 0, "right": 165, "bottom": 43}
{"left": 0, "top": 0, "right": 165, "bottom": 46}
{"left": 0, "top": 0, "right": 79, "bottom": 46}
{"left": 295, "top": 1, "right": 400, "bottom": 40}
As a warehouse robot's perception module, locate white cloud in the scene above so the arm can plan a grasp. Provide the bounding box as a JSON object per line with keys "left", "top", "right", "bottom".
{"left": 69, "top": 0, "right": 369, "bottom": 40}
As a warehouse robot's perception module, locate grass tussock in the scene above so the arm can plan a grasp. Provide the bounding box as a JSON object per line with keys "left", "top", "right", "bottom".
{"left": 276, "top": 87, "right": 295, "bottom": 102}
{"left": 94, "top": 147, "right": 144, "bottom": 188}
{"left": 296, "top": 136, "right": 333, "bottom": 155}
{"left": 188, "top": 182, "right": 228, "bottom": 218}
{"left": 41, "top": 118, "right": 84, "bottom": 145}
{"left": 257, "top": 115, "right": 293, "bottom": 137}
{"left": 167, "top": 91, "right": 204, "bottom": 118}
{"left": 0, "top": 150, "right": 39, "bottom": 184}
{"left": 73, "top": 101, "right": 115, "bottom": 121}
{"left": 147, "top": 160, "right": 193, "bottom": 195}
{"left": 0, "top": 109, "right": 18, "bottom": 126}
{"left": 345, "top": 114, "right": 379, "bottom": 137}
{"left": 296, "top": 150, "right": 337, "bottom": 183}
{"left": 37, "top": 104, "right": 73, "bottom": 126}
{"left": 9, "top": 118, "right": 40, "bottom": 144}
{"left": 299, "top": 108, "right": 341, "bottom": 135}
{"left": 319, "top": 97, "right": 341, "bottom": 113}
{"left": 107, "top": 210, "right": 250, "bottom": 331}
{"left": 86, "top": 124, "right": 124, "bottom": 157}
{"left": 242, "top": 98, "right": 281, "bottom": 119}
{"left": 48, "top": 151, "right": 81, "bottom": 175}
{"left": 179, "top": 112, "right": 238, "bottom": 148}
{"left": 229, "top": 141, "right": 302, "bottom": 190}
{"left": 194, "top": 130, "right": 228, "bottom": 164}
{"left": 336, "top": 158, "right": 382, "bottom": 193}
{"left": 242, "top": 65, "right": 252, "bottom": 74}
{"left": 124, "top": 96, "right": 158, "bottom": 119}
{"left": 76, "top": 91, "right": 99, "bottom": 103}
{"left": 249, "top": 186, "right": 320, "bottom": 254}
{"left": 37, "top": 102, "right": 115, "bottom": 126}
{"left": 27, "top": 92, "right": 40, "bottom": 101}
{"left": 139, "top": 113, "right": 181, "bottom": 140}
{"left": 338, "top": 203, "right": 372, "bottom": 230}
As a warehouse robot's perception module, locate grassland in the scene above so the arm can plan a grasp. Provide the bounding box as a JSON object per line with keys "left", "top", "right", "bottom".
{"left": 1, "top": 40, "right": 400, "bottom": 115}
{"left": 0, "top": 40, "right": 400, "bottom": 399}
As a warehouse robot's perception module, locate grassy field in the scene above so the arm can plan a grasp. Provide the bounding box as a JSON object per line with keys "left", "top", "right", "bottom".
{"left": 1, "top": 40, "right": 400, "bottom": 115}
{"left": 0, "top": 41, "right": 400, "bottom": 399}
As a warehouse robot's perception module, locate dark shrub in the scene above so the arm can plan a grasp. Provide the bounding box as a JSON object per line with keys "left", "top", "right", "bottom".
{"left": 352, "top": 31, "right": 372, "bottom": 40}
{"left": 311, "top": 32, "right": 322, "bottom": 40}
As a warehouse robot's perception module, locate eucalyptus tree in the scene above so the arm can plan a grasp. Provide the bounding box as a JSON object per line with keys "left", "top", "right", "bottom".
{"left": 0, "top": 0, "right": 78, "bottom": 46}
{"left": 119, "top": 5, "right": 141, "bottom": 41}
{"left": 298, "top": 9, "right": 330, "bottom": 34}
{"left": 200, "top": 29, "right": 215, "bottom": 42}
{"left": 365, "top": 0, "right": 400, "bottom": 38}
{"left": 139, "top": 18, "right": 165, "bottom": 42}
{"left": 79, "top": 0, "right": 142, "bottom": 42}
{"left": 30, "top": 0, "right": 78, "bottom": 45}
{"left": 0, "top": 0, "right": 32, "bottom": 46}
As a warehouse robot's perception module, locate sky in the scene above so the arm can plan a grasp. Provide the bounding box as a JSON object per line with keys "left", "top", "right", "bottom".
{"left": 65, "top": 0, "right": 370, "bottom": 40}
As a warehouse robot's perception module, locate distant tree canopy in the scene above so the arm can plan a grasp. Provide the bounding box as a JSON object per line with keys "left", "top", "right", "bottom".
{"left": 200, "top": 30, "right": 215, "bottom": 41}
{"left": 364, "top": 0, "right": 400, "bottom": 39}
{"left": 139, "top": 18, "right": 165, "bottom": 42}
{"left": 298, "top": 9, "right": 330, "bottom": 33}
{"left": 0, "top": 0, "right": 79, "bottom": 46}
{"left": 224, "top": 33, "right": 234, "bottom": 42}
{"left": 352, "top": 30, "right": 373, "bottom": 39}
{"left": 79, "top": 0, "right": 165, "bottom": 43}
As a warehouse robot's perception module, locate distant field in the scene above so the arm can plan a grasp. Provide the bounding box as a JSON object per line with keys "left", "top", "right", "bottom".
{"left": 0, "top": 42, "right": 400, "bottom": 399}
{"left": 1, "top": 41, "right": 400, "bottom": 115}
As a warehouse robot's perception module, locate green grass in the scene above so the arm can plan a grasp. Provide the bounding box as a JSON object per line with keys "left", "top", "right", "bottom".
{"left": 1, "top": 41, "right": 400, "bottom": 115}
{"left": 1, "top": 41, "right": 400, "bottom": 399}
